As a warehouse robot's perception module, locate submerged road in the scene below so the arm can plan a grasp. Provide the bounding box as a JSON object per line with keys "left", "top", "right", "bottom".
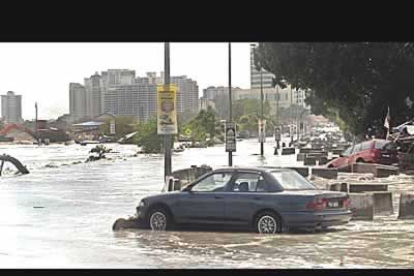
{"left": 1, "top": 140, "right": 414, "bottom": 268}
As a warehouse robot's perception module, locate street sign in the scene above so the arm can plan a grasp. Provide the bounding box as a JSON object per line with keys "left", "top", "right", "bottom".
{"left": 274, "top": 126, "right": 281, "bottom": 141}
{"left": 225, "top": 122, "right": 236, "bottom": 152}
{"left": 110, "top": 120, "right": 116, "bottom": 135}
{"left": 258, "top": 119, "right": 266, "bottom": 143}
{"left": 157, "top": 84, "right": 178, "bottom": 135}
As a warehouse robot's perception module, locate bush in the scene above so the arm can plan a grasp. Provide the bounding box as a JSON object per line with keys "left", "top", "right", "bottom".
{"left": 134, "top": 119, "right": 172, "bottom": 153}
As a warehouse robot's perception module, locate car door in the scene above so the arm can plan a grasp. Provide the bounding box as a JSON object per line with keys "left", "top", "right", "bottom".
{"left": 223, "top": 172, "right": 267, "bottom": 225}
{"left": 175, "top": 171, "right": 234, "bottom": 224}
{"left": 332, "top": 146, "right": 352, "bottom": 168}
{"left": 349, "top": 143, "right": 362, "bottom": 164}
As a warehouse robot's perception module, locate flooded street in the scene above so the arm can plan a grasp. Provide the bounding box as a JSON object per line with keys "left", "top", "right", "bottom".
{"left": 1, "top": 139, "right": 414, "bottom": 268}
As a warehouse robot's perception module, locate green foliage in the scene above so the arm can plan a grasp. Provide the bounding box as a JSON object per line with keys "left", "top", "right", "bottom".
{"left": 232, "top": 99, "right": 271, "bottom": 122}
{"left": 255, "top": 42, "right": 414, "bottom": 136}
{"left": 86, "top": 145, "right": 112, "bottom": 162}
{"left": 133, "top": 118, "right": 167, "bottom": 153}
{"left": 185, "top": 107, "right": 220, "bottom": 146}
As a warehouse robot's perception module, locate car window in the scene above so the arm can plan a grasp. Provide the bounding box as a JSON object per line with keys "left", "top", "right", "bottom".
{"left": 374, "top": 140, "right": 388, "bottom": 149}
{"left": 361, "top": 141, "right": 372, "bottom": 151}
{"left": 191, "top": 172, "right": 233, "bottom": 192}
{"left": 351, "top": 143, "right": 362, "bottom": 154}
{"left": 231, "top": 173, "right": 263, "bottom": 192}
{"left": 383, "top": 142, "right": 397, "bottom": 151}
{"left": 342, "top": 147, "right": 352, "bottom": 156}
{"left": 271, "top": 170, "right": 316, "bottom": 190}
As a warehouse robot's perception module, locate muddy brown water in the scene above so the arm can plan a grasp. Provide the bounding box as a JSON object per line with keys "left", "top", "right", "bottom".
{"left": 1, "top": 140, "right": 414, "bottom": 268}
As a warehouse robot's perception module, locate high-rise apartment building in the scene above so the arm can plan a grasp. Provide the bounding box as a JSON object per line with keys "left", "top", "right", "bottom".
{"left": 70, "top": 70, "right": 198, "bottom": 123}
{"left": 69, "top": 83, "right": 87, "bottom": 122}
{"left": 250, "top": 43, "right": 275, "bottom": 89}
{"left": 147, "top": 72, "right": 199, "bottom": 114}
{"left": 1, "top": 91, "right": 22, "bottom": 124}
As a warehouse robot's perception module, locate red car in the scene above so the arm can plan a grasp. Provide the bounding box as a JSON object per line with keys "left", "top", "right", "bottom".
{"left": 327, "top": 139, "right": 399, "bottom": 168}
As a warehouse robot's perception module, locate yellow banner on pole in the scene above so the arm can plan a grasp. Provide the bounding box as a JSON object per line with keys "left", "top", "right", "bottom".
{"left": 157, "top": 84, "right": 178, "bottom": 135}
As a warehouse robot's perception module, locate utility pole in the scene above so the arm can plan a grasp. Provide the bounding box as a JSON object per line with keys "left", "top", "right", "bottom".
{"left": 228, "top": 42, "right": 233, "bottom": 167}
{"left": 164, "top": 42, "right": 172, "bottom": 179}
{"left": 35, "top": 102, "right": 38, "bottom": 145}
{"left": 275, "top": 84, "right": 280, "bottom": 149}
{"left": 296, "top": 76, "right": 300, "bottom": 142}
{"left": 260, "top": 66, "right": 264, "bottom": 156}
{"left": 290, "top": 84, "right": 293, "bottom": 147}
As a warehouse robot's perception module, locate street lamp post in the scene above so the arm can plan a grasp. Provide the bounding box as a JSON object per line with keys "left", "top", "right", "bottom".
{"left": 35, "top": 102, "right": 38, "bottom": 145}
{"left": 275, "top": 85, "right": 280, "bottom": 149}
{"left": 260, "top": 66, "right": 264, "bottom": 156}
{"left": 164, "top": 42, "right": 172, "bottom": 179}
{"left": 228, "top": 42, "right": 233, "bottom": 167}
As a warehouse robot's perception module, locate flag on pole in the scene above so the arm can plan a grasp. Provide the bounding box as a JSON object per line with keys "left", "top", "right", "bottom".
{"left": 384, "top": 106, "right": 390, "bottom": 140}
{"left": 384, "top": 106, "right": 390, "bottom": 129}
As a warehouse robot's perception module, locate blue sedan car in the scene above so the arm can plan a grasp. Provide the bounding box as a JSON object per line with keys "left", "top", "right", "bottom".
{"left": 136, "top": 167, "right": 352, "bottom": 234}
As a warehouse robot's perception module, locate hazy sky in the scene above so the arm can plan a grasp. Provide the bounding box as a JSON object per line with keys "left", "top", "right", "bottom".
{"left": 0, "top": 43, "right": 252, "bottom": 120}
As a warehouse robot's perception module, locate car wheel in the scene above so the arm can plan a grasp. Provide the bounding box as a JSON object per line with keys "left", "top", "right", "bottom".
{"left": 356, "top": 158, "right": 365, "bottom": 163}
{"left": 148, "top": 208, "right": 173, "bottom": 231}
{"left": 254, "top": 211, "right": 282, "bottom": 234}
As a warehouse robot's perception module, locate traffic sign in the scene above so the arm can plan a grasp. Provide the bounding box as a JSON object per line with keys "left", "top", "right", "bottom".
{"left": 258, "top": 119, "right": 266, "bottom": 143}
{"left": 274, "top": 126, "right": 281, "bottom": 141}
{"left": 225, "top": 122, "right": 236, "bottom": 152}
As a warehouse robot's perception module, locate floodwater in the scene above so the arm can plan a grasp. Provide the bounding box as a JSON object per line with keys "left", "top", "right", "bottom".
{"left": 1, "top": 139, "right": 414, "bottom": 268}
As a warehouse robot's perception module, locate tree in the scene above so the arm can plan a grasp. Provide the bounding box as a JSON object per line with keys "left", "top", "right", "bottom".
{"left": 186, "top": 107, "right": 219, "bottom": 146}
{"left": 255, "top": 43, "right": 414, "bottom": 137}
{"left": 133, "top": 119, "right": 169, "bottom": 153}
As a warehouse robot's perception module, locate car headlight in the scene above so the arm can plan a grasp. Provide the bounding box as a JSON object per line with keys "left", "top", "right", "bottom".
{"left": 138, "top": 200, "right": 146, "bottom": 207}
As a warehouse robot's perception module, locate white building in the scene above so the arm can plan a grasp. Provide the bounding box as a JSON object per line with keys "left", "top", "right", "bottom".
{"left": 202, "top": 86, "right": 241, "bottom": 100}
{"left": 199, "top": 97, "right": 216, "bottom": 110}
{"left": 1, "top": 91, "right": 22, "bottom": 124}
{"left": 147, "top": 72, "right": 199, "bottom": 114}
{"left": 70, "top": 70, "right": 200, "bottom": 123}
{"left": 69, "top": 83, "right": 87, "bottom": 122}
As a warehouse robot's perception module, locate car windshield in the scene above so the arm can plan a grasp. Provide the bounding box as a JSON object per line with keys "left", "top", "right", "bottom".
{"left": 374, "top": 140, "right": 389, "bottom": 149}
{"left": 270, "top": 170, "right": 316, "bottom": 190}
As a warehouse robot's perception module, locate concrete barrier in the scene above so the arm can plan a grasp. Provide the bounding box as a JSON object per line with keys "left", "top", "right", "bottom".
{"left": 376, "top": 166, "right": 399, "bottom": 178}
{"left": 349, "top": 183, "right": 388, "bottom": 193}
{"left": 337, "top": 165, "right": 352, "bottom": 173}
{"left": 172, "top": 165, "right": 212, "bottom": 187}
{"left": 372, "top": 192, "right": 393, "bottom": 215}
{"left": 398, "top": 193, "right": 414, "bottom": 219}
{"left": 282, "top": 148, "right": 296, "bottom": 155}
{"left": 297, "top": 153, "right": 306, "bottom": 161}
{"left": 332, "top": 148, "right": 345, "bottom": 155}
{"left": 351, "top": 163, "right": 399, "bottom": 178}
{"left": 304, "top": 157, "right": 317, "bottom": 166}
{"left": 329, "top": 182, "right": 348, "bottom": 192}
{"left": 312, "top": 168, "right": 338, "bottom": 179}
{"left": 349, "top": 193, "right": 374, "bottom": 220}
{"left": 286, "top": 167, "right": 309, "bottom": 177}
{"left": 299, "top": 148, "right": 312, "bottom": 154}
{"left": 318, "top": 156, "right": 329, "bottom": 165}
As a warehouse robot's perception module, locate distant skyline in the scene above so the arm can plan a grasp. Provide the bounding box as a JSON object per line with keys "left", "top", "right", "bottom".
{"left": 0, "top": 43, "right": 253, "bottom": 120}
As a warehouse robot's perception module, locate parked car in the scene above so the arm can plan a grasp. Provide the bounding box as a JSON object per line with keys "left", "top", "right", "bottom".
{"left": 326, "top": 139, "right": 399, "bottom": 168}
{"left": 135, "top": 167, "right": 352, "bottom": 234}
